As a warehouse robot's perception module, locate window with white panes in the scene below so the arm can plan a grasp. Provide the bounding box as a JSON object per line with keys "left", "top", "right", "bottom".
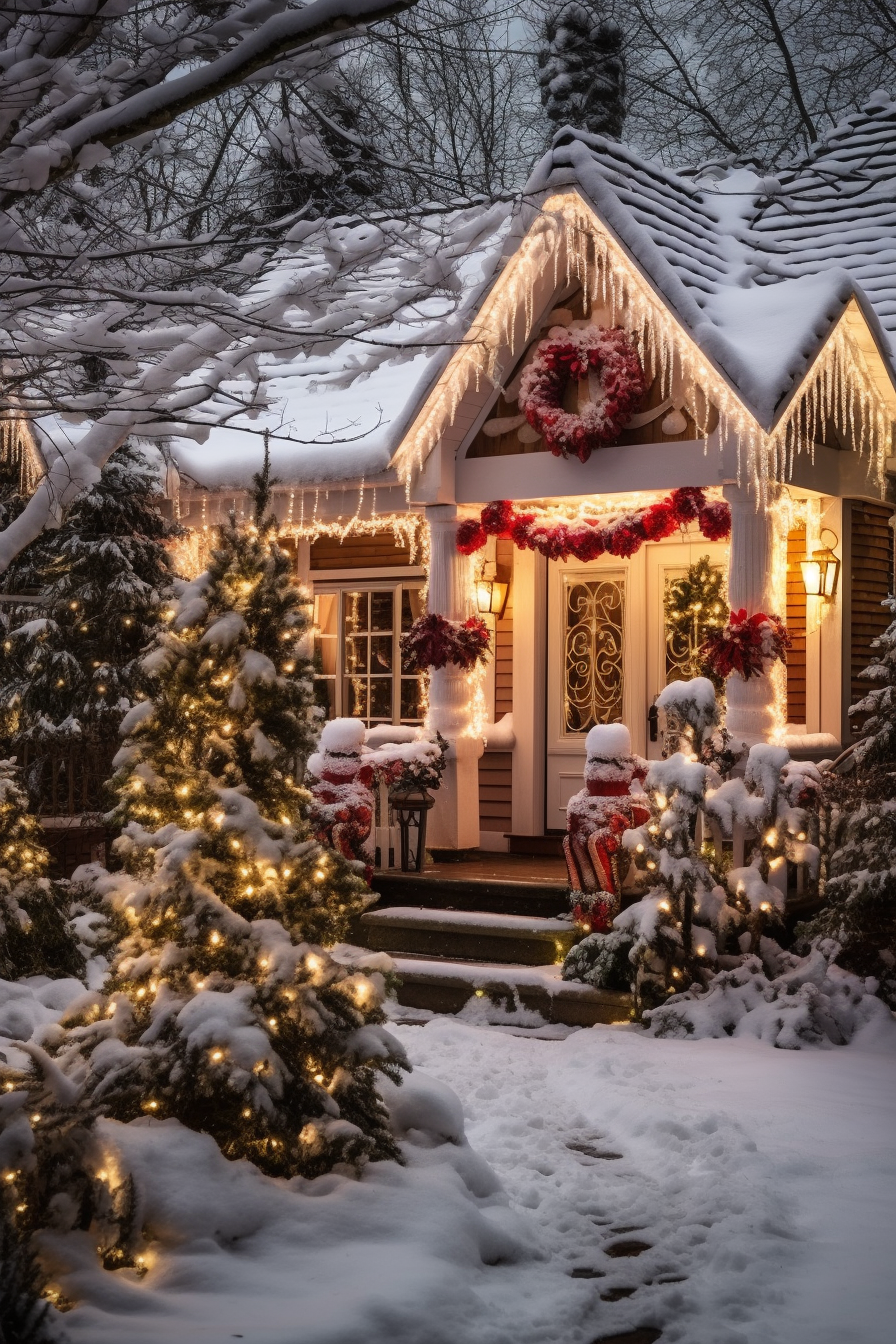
{"left": 312, "top": 583, "right": 427, "bottom": 726}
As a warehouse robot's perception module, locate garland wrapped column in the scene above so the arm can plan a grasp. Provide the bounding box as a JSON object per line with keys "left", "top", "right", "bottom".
{"left": 424, "top": 505, "right": 483, "bottom": 849}
{"left": 723, "top": 482, "right": 780, "bottom": 742}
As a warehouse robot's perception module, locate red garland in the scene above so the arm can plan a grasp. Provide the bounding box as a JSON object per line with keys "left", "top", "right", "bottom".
{"left": 518, "top": 324, "right": 647, "bottom": 463}
{"left": 456, "top": 488, "right": 730, "bottom": 562}
{"left": 700, "top": 608, "right": 791, "bottom": 681}
{"left": 400, "top": 613, "right": 491, "bottom": 673}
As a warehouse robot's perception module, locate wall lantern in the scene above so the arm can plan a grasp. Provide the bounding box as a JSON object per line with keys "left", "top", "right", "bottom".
{"left": 800, "top": 528, "right": 841, "bottom": 601}
{"left": 475, "top": 566, "right": 509, "bottom": 618}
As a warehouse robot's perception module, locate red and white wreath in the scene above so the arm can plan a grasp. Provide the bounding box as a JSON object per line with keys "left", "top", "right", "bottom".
{"left": 518, "top": 324, "right": 647, "bottom": 463}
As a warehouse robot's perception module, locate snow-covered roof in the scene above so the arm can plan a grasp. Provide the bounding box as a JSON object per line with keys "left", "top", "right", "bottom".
{"left": 166, "top": 206, "right": 515, "bottom": 492}
{"left": 167, "top": 91, "right": 896, "bottom": 489}
{"left": 527, "top": 91, "right": 896, "bottom": 425}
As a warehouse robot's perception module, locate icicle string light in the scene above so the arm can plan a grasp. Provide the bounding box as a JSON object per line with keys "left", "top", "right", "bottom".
{"left": 390, "top": 193, "right": 896, "bottom": 504}
{"left": 169, "top": 509, "right": 426, "bottom": 579}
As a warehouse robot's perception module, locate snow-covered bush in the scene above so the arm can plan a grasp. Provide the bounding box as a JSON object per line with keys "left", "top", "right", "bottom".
{"left": 0, "top": 758, "right": 83, "bottom": 981}
{"left": 0, "top": 443, "right": 178, "bottom": 798}
{"left": 563, "top": 728, "right": 826, "bottom": 1025}
{"left": 656, "top": 676, "right": 719, "bottom": 757}
{"left": 798, "top": 597, "right": 896, "bottom": 1006}
{"left": 562, "top": 926, "right": 635, "bottom": 992}
{"left": 645, "top": 942, "right": 890, "bottom": 1048}
{"left": 0, "top": 479, "right": 408, "bottom": 1271}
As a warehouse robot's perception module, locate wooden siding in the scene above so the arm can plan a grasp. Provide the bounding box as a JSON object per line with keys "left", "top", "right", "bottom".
{"left": 786, "top": 526, "right": 807, "bottom": 724}
{"left": 310, "top": 529, "right": 414, "bottom": 571}
{"left": 479, "top": 751, "right": 513, "bottom": 832}
{"left": 466, "top": 289, "right": 716, "bottom": 460}
{"left": 848, "top": 500, "right": 894, "bottom": 734}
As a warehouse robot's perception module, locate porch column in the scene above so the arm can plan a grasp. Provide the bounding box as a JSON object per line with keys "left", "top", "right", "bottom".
{"left": 723, "top": 482, "right": 779, "bottom": 743}
{"left": 424, "top": 504, "right": 483, "bottom": 849}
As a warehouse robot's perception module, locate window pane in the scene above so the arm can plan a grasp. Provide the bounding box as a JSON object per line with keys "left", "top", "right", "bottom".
{"left": 370, "top": 590, "right": 393, "bottom": 631}
{"left": 345, "top": 635, "right": 368, "bottom": 673}
{"left": 316, "top": 678, "right": 336, "bottom": 719}
{"left": 344, "top": 590, "right": 368, "bottom": 634}
{"left": 369, "top": 678, "right": 392, "bottom": 719}
{"left": 401, "top": 586, "right": 425, "bottom": 631}
{"left": 370, "top": 635, "right": 392, "bottom": 673}
{"left": 346, "top": 677, "right": 368, "bottom": 718}
{"left": 401, "top": 676, "right": 424, "bottom": 722}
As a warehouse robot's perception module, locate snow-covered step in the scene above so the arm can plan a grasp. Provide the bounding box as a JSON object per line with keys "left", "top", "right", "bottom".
{"left": 389, "top": 956, "right": 632, "bottom": 1028}
{"left": 371, "top": 871, "right": 568, "bottom": 918}
{"left": 358, "top": 905, "right": 578, "bottom": 966}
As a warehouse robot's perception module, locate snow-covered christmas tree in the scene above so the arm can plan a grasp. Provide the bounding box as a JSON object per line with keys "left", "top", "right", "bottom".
{"left": 0, "top": 465, "right": 407, "bottom": 1264}
{"left": 0, "top": 1186, "right": 59, "bottom": 1344}
{"left": 0, "top": 442, "right": 178, "bottom": 809}
{"left": 798, "top": 595, "right": 896, "bottom": 1006}
{"left": 0, "top": 757, "right": 83, "bottom": 981}
{"left": 537, "top": 2, "right": 626, "bottom": 140}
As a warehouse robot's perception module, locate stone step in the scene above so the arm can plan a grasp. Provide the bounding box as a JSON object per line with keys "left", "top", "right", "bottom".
{"left": 370, "top": 871, "right": 568, "bottom": 919}
{"left": 357, "top": 906, "right": 577, "bottom": 966}
{"left": 389, "top": 956, "right": 632, "bottom": 1028}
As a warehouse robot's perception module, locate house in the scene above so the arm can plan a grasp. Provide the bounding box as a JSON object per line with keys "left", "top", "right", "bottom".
{"left": 67, "top": 95, "right": 896, "bottom": 857}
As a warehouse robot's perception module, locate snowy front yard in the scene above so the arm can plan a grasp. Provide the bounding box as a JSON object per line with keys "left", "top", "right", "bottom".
{"left": 29, "top": 992, "right": 894, "bottom": 1344}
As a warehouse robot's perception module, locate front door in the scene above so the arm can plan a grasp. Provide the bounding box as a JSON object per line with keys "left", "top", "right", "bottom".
{"left": 544, "top": 540, "right": 727, "bottom": 829}
{"left": 545, "top": 551, "right": 646, "bottom": 830}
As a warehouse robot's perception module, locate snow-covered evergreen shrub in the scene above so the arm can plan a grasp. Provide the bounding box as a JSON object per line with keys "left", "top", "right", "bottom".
{"left": 0, "top": 1187, "right": 61, "bottom": 1343}
{"left": 799, "top": 799, "right": 896, "bottom": 1008}
{"left": 0, "top": 474, "right": 408, "bottom": 1271}
{"left": 0, "top": 758, "right": 84, "bottom": 981}
{"left": 645, "top": 942, "right": 889, "bottom": 1048}
{"left": 562, "top": 728, "right": 825, "bottom": 1024}
{"left": 562, "top": 926, "right": 634, "bottom": 991}
{"left": 798, "top": 597, "right": 896, "bottom": 1005}
{"left": 0, "top": 442, "right": 178, "bottom": 807}
{"left": 656, "top": 675, "right": 719, "bottom": 757}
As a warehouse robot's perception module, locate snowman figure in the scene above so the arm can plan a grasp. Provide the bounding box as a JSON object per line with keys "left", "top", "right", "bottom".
{"left": 564, "top": 723, "right": 649, "bottom": 931}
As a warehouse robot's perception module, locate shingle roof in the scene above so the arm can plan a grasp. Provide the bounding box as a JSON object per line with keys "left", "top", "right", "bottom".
{"left": 526, "top": 92, "right": 896, "bottom": 426}
{"left": 158, "top": 93, "right": 896, "bottom": 487}
{"left": 751, "top": 91, "right": 896, "bottom": 345}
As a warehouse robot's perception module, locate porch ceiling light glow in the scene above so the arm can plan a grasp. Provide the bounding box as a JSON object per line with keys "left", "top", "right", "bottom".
{"left": 800, "top": 529, "right": 841, "bottom": 600}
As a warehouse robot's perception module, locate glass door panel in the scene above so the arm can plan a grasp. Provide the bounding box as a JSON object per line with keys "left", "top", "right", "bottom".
{"left": 562, "top": 574, "right": 626, "bottom": 734}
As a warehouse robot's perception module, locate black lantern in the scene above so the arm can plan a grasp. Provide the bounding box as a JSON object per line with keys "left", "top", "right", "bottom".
{"left": 800, "top": 528, "right": 841, "bottom": 601}
{"left": 389, "top": 786, "right": 435, "bottom": 872}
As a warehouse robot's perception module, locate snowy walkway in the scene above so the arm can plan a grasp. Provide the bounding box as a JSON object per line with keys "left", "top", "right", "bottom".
{"left": 390, "top": 1013, "right": 896, "bottom": 1344}
{"left": 53, "top": 1006, "right": 896, "bottom": 1344}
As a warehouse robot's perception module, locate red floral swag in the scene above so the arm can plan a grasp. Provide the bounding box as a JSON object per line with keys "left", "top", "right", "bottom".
{"left": 701, "top": 608, "right": 791, "bottom": 681}
{"left": 456, "top": 487, "right": 731, "bottom": 562}
{"left": 400, "top": 613, "right": 491, "bottom": 673}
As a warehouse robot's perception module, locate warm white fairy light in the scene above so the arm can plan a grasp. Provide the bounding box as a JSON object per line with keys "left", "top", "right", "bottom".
{"left": 168, "top": 507, "right": 425, "bottom": 580}
{"left": 390, "top": 192, "right": 895, "bottom": 505}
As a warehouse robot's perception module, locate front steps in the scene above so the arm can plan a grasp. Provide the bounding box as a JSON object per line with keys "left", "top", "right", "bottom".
{"left": 390, "top": 957, "right": 631, "bottom": 1027}
{"left": 370, "top": 871, "right": 568, "bottom": 919}
{"left": 357, "top": 867, "right": 633, "bottom": 1027}
{"left": 359, "top": 906, "right": 578, "bottom": 966}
